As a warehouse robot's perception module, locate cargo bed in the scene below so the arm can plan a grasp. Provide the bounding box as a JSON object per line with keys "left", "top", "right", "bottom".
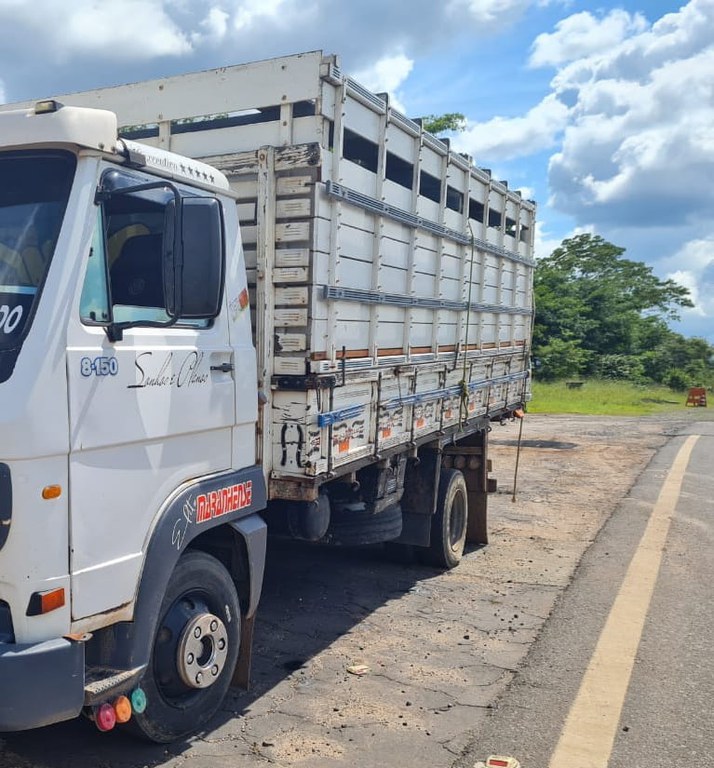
{"left": 33, "top": 50, "right": 535, "bottom": 497}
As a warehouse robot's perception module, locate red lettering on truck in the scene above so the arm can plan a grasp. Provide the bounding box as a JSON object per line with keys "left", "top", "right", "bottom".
{"left": 196, "top": 480, "right": 253, "bottom": 523}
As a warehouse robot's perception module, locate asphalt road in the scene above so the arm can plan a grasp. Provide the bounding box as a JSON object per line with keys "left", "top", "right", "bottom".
{"left": 0, "top": 413, "right": 711, "bottom": 768}
{"left": 455, "top": 418, "right": 714, "bottom": 768}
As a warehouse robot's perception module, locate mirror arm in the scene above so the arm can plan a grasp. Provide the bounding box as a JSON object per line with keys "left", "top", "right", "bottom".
{"left": 105, "top": 322, "right": 125, "bottom": 343}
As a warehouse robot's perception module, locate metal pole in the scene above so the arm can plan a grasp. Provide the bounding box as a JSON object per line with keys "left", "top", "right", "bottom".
{"left": 511, "top": 413, "right": 524, "bottom": 503}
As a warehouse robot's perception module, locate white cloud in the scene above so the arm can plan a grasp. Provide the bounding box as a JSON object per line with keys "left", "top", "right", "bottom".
{"left": 529, "top": 10, "right": 648, "bottom": 68}
{"left": 353, "top": 53, "right": 414, "bottom": 113}
{"left": 452, "top": 93, "right": 569, "bottom": 162}
{"left": 663, "top": 238, "right": 714, "bottom": 319}
{"left": 233, "top": 0, "right": 291, "bottom": 32}
{"left": 0, "top": 0, "right": 548, "bottom": 101}
{"left": 448, "top": 0, "right": 531, "bottom": 26}
{"left": 0, "top": 0, "right": 708, "bottom": 339}
{"left": 191, "top": 7, "right": 230, "bottom": 44}
{"left": 354, "top": 53, "right": 413, "bottom": 94}
{"left": 533, "top": 221, "right": 595, "bottom": 259}
{"left": 668, "top": 270, "right": 708, "bottom": 317}
{"left": 533, "top": 220, "right": 564, "bottom": 259}
{"left": 546, "top": 2, "right": 714, "bottom": 230}
{"left": 0, "top": 1, "right": 192, "bottom": 60}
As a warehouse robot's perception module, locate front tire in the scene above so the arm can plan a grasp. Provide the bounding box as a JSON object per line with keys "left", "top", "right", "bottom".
{"left": 130, "top": 550, "right": 241, "bottom": 743}
{"left": 423, "top": 468, "right": 468, "bottom": 569}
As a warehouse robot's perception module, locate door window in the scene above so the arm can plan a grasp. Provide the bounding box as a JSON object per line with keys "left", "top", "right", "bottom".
{"left": 80, "top": 173, "right": 210, "bottom": 328}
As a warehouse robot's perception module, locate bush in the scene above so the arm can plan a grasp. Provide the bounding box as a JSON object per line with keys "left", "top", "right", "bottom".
{"left": 533, "top": 339, "right": 590, "bottom": 381}
{"left": 597, "top": 354, "right": 645, "bottom": 381}
{"left": 662, "top": 369, "right": 690, "bottom": 391}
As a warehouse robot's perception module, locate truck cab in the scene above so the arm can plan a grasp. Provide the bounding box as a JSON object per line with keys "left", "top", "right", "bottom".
{"left": 0, "top": 100, "right": 267, "bottom": 740}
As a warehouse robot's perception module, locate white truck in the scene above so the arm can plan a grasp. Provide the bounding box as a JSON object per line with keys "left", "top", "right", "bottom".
{"left": 0, "top": 51, "right": 534, "bottom": 741}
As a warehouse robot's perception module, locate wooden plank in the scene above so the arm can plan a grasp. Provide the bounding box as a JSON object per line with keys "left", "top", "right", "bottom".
{"left": 276, "top": 221, "right": 310, "bottom": 243}
{"left": 274, "top": 358, "right": 308, "bottom": 375}
{"left": 274, "top": 308, "right": 308, "bottom": 326}
{"left": 275, "top": 248, "right": 310, "bottom": 268}
{"left": 276, "top": 198, "right": 311, "bottom": 219}
{"left": 208, "top": 142, "right": 321, "bottom": 177}
{"left": 274, "top": 142, "right": 321, "bottom": 172}
{"left": 273, "top": 267, "right": 309, "bottom": 284}
{"left": 237, "top": 202, "right": 256, "bottom": 222}
{"left": 275, "top": 333, "right": 307, "bottom": 352}
{"left": 209, "top": 149, "right": 260, "bottom": 175}
{"left": 277, "top": 176, "right": 314, "bottom": 196}
{"left": 228, "top": 180, "right": 257, "bottom": 198}
{"left": 275, "top": 287, "right": 308, "bottom": 306}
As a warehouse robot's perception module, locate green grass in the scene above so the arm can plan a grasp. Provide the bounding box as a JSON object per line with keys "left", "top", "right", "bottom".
{"left": 528, "top": 379, "right": 691, "bottom": 416}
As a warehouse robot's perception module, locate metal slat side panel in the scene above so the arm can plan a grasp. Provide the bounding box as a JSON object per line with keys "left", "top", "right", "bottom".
{"left": 323, "top": 181, "right": 534, "bottom": 266}
{"left": 269, "top": 360, "right": 530, "bottom": 482}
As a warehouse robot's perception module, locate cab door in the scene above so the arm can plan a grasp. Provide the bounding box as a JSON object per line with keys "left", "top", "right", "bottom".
{"left": 66, "top": 167, "right": 235, "bottom": 622}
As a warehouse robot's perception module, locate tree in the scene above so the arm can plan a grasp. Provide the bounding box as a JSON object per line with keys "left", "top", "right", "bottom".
{"left": 532, "top": 233, "right": 713, "bottom": 386}
{"left": 421, "top": 113, "right": 466, "bottom": 135}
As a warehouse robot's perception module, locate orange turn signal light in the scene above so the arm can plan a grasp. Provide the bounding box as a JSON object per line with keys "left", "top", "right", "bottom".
{"left": 26, "top": 587, "right": 66, "bottom": 616}
{"left": 42, "top": 485, "right": 62, "bottom": 500}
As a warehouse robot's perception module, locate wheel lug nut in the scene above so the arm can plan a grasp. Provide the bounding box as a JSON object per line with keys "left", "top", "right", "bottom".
{"left": 211, "top": 665, "right": 219, "bottom": 676}
{"left": 218, "top": 639, "right": 226, "bottom": 650}
{"left": 195, "top": 672, "right": 203, "bottom": 684}
{"left": 194, "top": 627, "right": 202, "bottom": 638}
{"left": 187, "top": 653, "right": 194, "bottom": 664}
{"left": 210, "top": 619, "right": 218, "bottom": 632}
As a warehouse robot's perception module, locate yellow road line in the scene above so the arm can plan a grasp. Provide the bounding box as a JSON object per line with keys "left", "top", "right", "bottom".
{"left": 548, "top": 435, "right": 699, "bottom": 768}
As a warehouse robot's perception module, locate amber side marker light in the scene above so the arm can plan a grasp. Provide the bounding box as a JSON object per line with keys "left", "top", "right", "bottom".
{"left": 26, "top": 587, "right": 66, "bottom": 616}
{"left": 42, "top": 485, "right": 62, "bottom": 500}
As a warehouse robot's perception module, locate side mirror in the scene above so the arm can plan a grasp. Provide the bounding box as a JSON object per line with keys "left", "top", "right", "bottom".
{"left": 165, "top": 197, "right": 224, "bottom": 319}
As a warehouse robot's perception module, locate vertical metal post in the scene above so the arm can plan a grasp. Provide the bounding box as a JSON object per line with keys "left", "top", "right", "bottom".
{"left": 512, "top": 414, "right": 524, "bottom": 504}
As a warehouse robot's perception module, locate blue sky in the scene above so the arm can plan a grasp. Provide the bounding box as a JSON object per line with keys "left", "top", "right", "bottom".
{"left": 0, "top": 0, "right": 711, "bottom": 341}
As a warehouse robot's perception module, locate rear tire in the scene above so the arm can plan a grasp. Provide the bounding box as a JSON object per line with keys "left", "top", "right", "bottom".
{"left": 422, "top": 468, "right": 468, "bottom": 569}
{"left": 130, "top": 550, "right": 240, "bottom": 743}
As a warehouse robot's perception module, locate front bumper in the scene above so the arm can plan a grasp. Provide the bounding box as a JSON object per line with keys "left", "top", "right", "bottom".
{"left": 0, "top": 637, "right": 84, "bottom": 731}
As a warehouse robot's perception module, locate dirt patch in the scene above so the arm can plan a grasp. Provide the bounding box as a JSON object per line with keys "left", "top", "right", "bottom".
{"left": 491, "top": 438, "right": 578, "bottom": 450}
{"left": 220, "top": 414, "right": 680, "bottom": 766}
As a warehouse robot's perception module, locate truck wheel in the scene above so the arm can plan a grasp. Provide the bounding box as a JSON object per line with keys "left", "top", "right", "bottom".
{"left": 130, "top": 550, "right": 240, "bottom": 743}
{"left": 423, "top": 468, "right": 468, "bottom": 569}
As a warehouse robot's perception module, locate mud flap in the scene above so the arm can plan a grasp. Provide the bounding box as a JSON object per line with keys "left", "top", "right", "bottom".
{"left": 231, "top": 613, "right": 255, "bottom": 690}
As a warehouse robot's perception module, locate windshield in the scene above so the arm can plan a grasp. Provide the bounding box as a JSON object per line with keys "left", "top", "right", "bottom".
{"left": 0, "top": 151, "right": 76, "bottom": 354}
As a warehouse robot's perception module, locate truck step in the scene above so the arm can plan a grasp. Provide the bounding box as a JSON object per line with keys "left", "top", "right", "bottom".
{"left": 84, "top": 666, "right": 145, "bottom": 705}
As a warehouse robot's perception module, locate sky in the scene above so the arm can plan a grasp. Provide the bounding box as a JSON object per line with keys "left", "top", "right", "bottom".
{"left": 0, "top": 0, "right": 711, "bottom": 341}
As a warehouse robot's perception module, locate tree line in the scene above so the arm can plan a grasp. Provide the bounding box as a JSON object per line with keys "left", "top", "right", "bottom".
{"left": 532, "top": 234, "right": 713, "bottom": 389}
